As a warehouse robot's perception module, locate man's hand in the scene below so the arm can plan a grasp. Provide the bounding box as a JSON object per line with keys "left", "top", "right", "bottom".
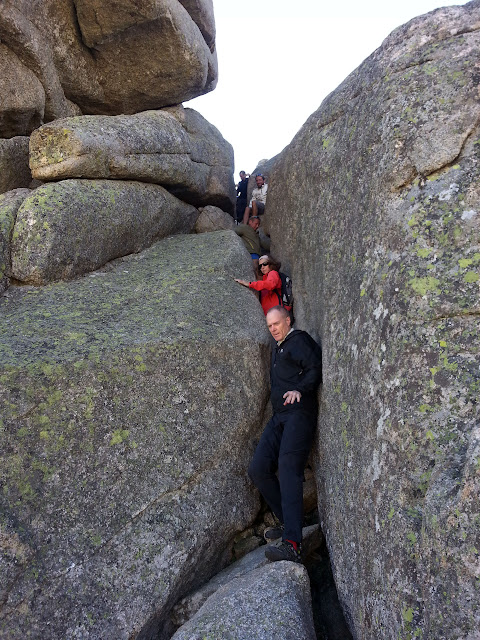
{"left": 283, "top": 390, "right": 302, "bottom": 405}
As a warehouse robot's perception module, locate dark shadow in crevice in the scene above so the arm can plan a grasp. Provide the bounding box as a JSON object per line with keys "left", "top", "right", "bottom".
{"left": 304, "top": 517, "right": 353, "bottom": 640}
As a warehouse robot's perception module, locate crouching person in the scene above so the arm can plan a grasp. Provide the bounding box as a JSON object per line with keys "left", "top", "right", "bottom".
{"left": 248, "top": 306, "right": 322, "bottom": 563}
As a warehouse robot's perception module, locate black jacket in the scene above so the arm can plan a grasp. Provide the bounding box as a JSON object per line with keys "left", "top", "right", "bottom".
{"left": 236, "top": 178, "right": 248, "bottom": 200}
{"left": 270, "top": 329, "right": 322, "bottom": 415}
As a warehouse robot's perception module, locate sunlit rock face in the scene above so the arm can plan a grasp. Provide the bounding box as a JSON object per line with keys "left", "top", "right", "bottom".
{"left": 266, "top": 2, "right": 480, "bottom": 638}
{"left": 0, "top": 231, "right": 270, "bottom": 639}
{"left": 0, "top": 0, "right": 217, "bottom": 125}
{"left": 10, "top": 179, "right": 200, "bottom": 285}
{"left": 29, "top": 106, "right": 235, "bottom": 212}
{"left": 171, "top": 562, "right": 317, "bottom": 640}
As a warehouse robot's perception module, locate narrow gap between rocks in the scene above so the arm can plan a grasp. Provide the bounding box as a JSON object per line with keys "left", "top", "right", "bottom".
{"left": 227, "top": 505, "right": 352, "bottom": 640}
{"left": 165, "top": 468, "right": 353, "bottom": 640}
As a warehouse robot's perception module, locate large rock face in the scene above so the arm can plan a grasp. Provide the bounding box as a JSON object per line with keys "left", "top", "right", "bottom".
{"left": 266, "top": 2, "right": 480, "bottom": 639}
{"left": 10, "top": 179, "right": 198, "bottom": 285}
{"left": 0, "top": 231, "right": 270, "bottom": 639}
{"left": 0, "top": 0, "right": 217, "bottom": 126}
{"left": 29, "top": 107, "right": 235, "bottom": 211}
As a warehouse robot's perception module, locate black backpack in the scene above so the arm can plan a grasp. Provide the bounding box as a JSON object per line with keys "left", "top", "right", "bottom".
{"left": 276, "top": 272, "right": 294, "bottom": 310}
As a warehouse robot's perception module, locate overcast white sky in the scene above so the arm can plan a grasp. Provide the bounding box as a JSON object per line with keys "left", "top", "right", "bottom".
{"left": 187, "top": 0, "right": 468, "bottom": 177}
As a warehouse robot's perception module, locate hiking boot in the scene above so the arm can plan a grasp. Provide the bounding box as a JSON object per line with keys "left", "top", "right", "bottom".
{"left": 265, "top": 540, "right": 302, "bottom": 564}
{"left": 263, "top": 525, "right": 284, "bottom": 542}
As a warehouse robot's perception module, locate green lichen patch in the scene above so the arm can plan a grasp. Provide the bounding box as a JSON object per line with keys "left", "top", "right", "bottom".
{"left": 10, "top": 179, "right": 199, "bottom": 285}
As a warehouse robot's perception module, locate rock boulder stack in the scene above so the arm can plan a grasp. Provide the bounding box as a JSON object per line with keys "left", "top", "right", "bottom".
{"left": 0, "top": 0, "right": 217, "bottom": 122}
{"left": 0, "top": 1, "right": 235, "bottom": 293}
{"left": 0, "top": 4, "right": 254, "bottom": 638}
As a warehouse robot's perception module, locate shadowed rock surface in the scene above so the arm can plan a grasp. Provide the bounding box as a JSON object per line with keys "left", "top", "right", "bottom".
{"left": 0, "top": 231, "right": 270, "bottom": 639}
{"left": 266, "top": 2, "right": 480, "bottom": 639}
{"left": 0, "top": 43, "right": 45, "bottom": 138}
{"left": 10, "top": 179, "right": 198, "bottom": 285}
{"left": 171, "top": 561, "right": 316, "bottom": 640}
{"left": 0, "top": 0, "right": 217, "bottom": 124}
{"left": 0, "top": 188, "right": 30, "bottom": 294}
{"left": 29, "top": 107, "right": 235, "bottom": 211}
{"left": 0, "top": 137, "right": 31, "bottom": 195}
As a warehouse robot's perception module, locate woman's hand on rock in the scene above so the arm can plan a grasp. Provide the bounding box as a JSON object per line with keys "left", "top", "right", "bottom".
{"left": 234, "top": 278, "right": 250, "bottom": 287}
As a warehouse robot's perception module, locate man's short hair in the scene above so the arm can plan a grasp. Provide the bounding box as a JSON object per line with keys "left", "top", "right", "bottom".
{"left": 266, "top": 306, "right": 289, "bottom": 320}
{"left": 249, "top": 216, "right": 260, "bottom": 221}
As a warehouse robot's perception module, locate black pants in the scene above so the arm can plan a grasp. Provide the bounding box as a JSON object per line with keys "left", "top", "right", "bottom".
{"left": 248, "top": 411, "right": 316, "bottom": 544}
{"left": 235, "top": 197, "right": 247, "bottom": 221}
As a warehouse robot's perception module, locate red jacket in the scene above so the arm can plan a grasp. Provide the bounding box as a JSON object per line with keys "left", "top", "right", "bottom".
{"left": 249, "top": 270, "right": 282, "bottom": 315}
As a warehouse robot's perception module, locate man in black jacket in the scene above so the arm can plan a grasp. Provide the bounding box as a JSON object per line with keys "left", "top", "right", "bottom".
{"left": 248, "top": 306, "right": 322, "bottom": 563}
{"left": 235, "top": 170, "right": 249, "bottom": 223}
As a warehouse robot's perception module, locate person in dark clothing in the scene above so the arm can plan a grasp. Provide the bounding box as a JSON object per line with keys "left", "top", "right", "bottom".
{"left": 235, "top": 170, "right": 249, "bottom": 223}
{"left": 248, "top": 306, "right": 322, "bottom": 563}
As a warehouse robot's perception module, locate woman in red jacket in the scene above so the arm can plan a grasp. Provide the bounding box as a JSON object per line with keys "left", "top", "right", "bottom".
{"left": 235, "top": 255, "right": 282, "bottom": 315}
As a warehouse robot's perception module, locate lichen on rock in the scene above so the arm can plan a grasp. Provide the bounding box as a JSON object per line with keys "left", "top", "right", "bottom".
{"left": 265, "top": 2, "right": 480, "bottom": 638}
{"left": 29, "top": 107, "right": 235, "bottom": 212}
{"left": 10, "top": 178, "right": 199, "bottom": 285}
{"left": 0, "top": 231, "right": 271, "bottom": 639}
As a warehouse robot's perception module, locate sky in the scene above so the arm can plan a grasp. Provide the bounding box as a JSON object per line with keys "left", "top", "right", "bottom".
{"left": 186, "top": 0, "right": 468, "bottom": 177}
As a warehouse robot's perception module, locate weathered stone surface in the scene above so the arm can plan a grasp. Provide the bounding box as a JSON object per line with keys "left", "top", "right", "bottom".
{"left": 0, "top": 188, "right": 31, "bottom": 294}
{"left": 171, "top": 524, "right": 323, "bottom": 629}
{"left": 179, "top": 107, "right": 235, "bottom": 210}
{"left": 266, "top": 3, "right": 480, "bottom": 639}
{"left": 0, "top": 2, "right": 81, "bottom": 127}
{"left": 74, "top": 0, "right": 215, "bottom": 52}
{"left": 10, "top": 179, "right": 198, "bottom": 285}
{"left": 178, "top": 0, "right": 215, "bottom": 50}
{"left": 0, "top": 44, "right": 45, "bottom": 138}
{"left": 0, "top": 231, "right": 270, "bottom": 639}
{"left": 0, "top": 137, "right": 31, "bottom": 194}
{"left": 171, "top": 561, "right": 316, "bottom": 640}
{"left": 0, "top": 0, "right": 217, "bottom": 120}
{"left": 29, "top": 107, "right": 235, "bottom": 211}
{"left": 196, "top": 206, "right": 235, "bottom": 233}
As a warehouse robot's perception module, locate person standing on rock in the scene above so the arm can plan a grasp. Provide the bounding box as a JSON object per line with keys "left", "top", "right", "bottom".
{"left": 235, "top": 170, "right": 249, "bottom": 223}
{"left": 242, "top": 174, "right": 268, "bottom": 224}
{"left": 248, "top": 306, "right": 322, "bottom": 563}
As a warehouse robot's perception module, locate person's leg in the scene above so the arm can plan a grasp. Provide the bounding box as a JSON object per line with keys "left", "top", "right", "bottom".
{"left": 277, "top": 412, "right": 317, "bottom": 544}
{"left": 248, "top": 414, "right": 284, "bottom": 523}
{"left": 251, "top": 200, "right": 258, "bottom": 216}
{"left": 236, "top": 198, "right": 246, "bottom": 223}
{"left": 242, "top": 205, "right": 251, "bottom": 225}
{"left": 235, "top": 199, "right": 242, "bottom": 223}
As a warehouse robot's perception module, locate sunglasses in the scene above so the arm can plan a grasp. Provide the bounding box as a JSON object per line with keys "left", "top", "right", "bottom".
{"left": 259, "top": 262, "right": 269, "bottom": 268}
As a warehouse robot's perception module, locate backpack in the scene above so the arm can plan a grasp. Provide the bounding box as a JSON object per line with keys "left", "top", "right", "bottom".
{"left": 276, "top": 272, "right": 294, "bottom": 310}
